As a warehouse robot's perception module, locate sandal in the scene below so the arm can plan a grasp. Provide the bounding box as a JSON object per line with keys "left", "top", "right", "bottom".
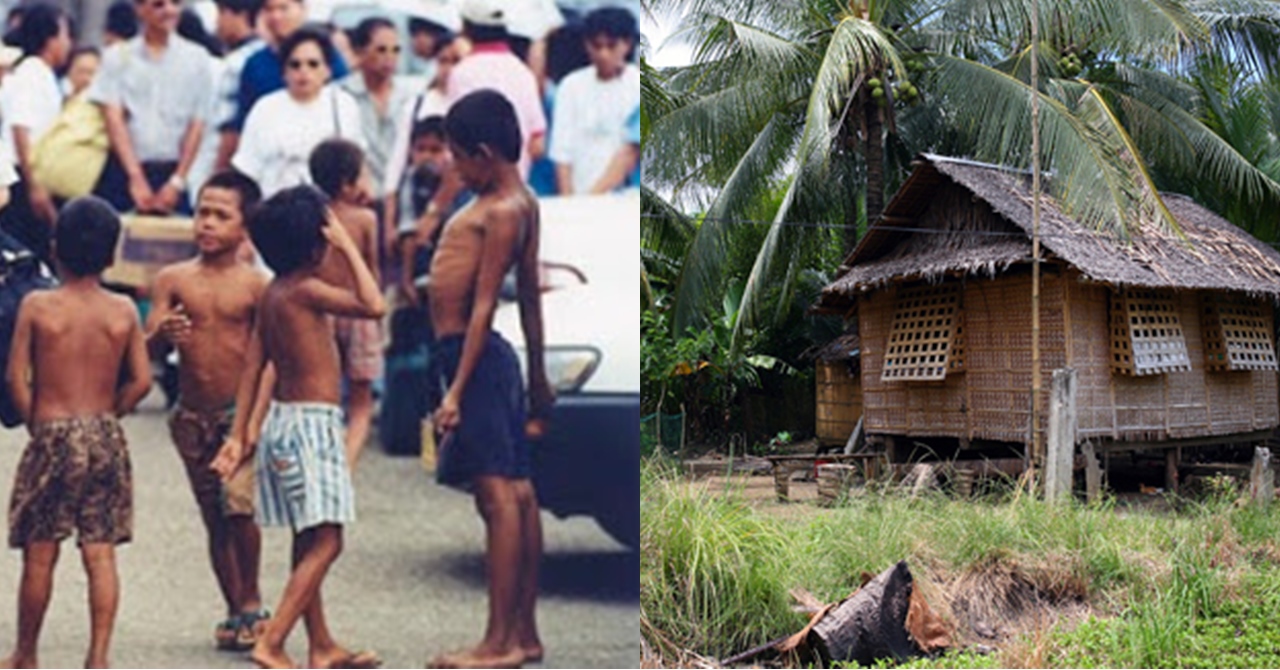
{"left": 327, "top": 649, "right": 382, "bottom": 669}
{"left": 235, "top": 609, "right": 272, "bottom": 651}
{"left": 215, "top": 616, "right": 240, "bottom": 651}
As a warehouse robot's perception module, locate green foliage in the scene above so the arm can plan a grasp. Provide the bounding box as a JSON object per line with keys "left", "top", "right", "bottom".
{"left": 642, "top": 460, "right": 1280, "bottom": 667}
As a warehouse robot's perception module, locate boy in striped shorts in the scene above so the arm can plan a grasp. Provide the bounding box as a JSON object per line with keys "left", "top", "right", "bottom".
{"left": 211, "top": 185, "right": 386, "bottom": 670}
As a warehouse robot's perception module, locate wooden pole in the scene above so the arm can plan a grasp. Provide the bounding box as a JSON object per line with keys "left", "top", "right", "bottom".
{"left": 1029, "top": 0, "right": 1045, "bottom": 489}
{"left": 1045, "top": 368, "right": 1077, "bottom": 503}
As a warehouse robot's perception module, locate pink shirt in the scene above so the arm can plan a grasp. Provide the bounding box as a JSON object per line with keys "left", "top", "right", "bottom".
{"left": 446, "top": 43, "right": 547, "bottom": 179}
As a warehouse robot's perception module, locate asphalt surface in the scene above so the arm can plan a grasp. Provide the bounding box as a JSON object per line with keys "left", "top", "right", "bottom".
{"left": 0, "top": 393, "right": 639, "bottom": 668}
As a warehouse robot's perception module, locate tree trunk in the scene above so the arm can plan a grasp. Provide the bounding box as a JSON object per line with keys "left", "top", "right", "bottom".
{"left": 809, "top": 561, "right": 918, "bottom": 666}
{"left": 863, "top": 96, "right": 885, "bottom": 234}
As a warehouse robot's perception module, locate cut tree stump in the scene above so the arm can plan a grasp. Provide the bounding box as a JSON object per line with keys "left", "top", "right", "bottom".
{"left": 808, "top": 561, "right": 920, "bottom": 666}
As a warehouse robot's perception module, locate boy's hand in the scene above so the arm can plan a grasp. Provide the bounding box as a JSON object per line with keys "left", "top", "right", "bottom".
{"left": 322, "top": 208, "right": 359, "bottom": 254}
{"left": 529, "top": 375, "right": 555, "bottom": 423}
{"left": 156, "top": 306, "right": 192, "bottom": 344}
{"left": 211, "top": 437, "right": 246, "bottom": 481}
{"left": 434, "top": 391, "right": 461, "bottom": 433}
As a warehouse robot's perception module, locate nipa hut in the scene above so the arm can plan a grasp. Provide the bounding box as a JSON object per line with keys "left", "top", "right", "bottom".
{"left": 815, "top": 154, "right": 1280, "bottom": 469}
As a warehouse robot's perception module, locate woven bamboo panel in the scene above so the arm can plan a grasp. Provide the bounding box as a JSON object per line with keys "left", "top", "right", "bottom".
{"left": 816, "top": 362, "right": 862, "bottom": 443}
{"left": 1109, "top": 289, "right": 1191, "bottom": 375}
{"left": 1202, "top": 296, "right": 1277, "bottom": 372}
{"left": 881, "top": 284, "right": 961, "bottom": 381}
{"left": 949, "top": 311, "right": 967, "bottom": 372}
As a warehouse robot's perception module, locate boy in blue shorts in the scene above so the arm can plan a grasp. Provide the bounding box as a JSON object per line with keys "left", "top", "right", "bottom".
{"left": 211, "top": 185, "right": 386, "bottom": 670}
{"left": 425, "top": 90, "right": 554, "bottom": 669}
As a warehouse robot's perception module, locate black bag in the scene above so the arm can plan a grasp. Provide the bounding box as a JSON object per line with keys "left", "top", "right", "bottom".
{"left": 378, "top": 304, "right": 438, "bottom": 455}
{"left": 0, "top": 230, "right": 56, "bottom": 427}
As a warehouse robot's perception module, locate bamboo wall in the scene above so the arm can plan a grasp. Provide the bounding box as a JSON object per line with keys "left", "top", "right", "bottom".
{"left": 816, "top": 361, "right": 862, "bottom": 444}
{"left": 859, "top": 268, "right": 1280, "bottom": 446}
{"left": 861, "top": 271, "right": 1067, "bottom": 443}
{"left": 1069, "top": 275, "right": 1279, "bottom": 441}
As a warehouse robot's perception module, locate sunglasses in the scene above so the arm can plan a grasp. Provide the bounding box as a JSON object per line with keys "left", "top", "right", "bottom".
{"left": 374, "top": 45, "right": 402, "bottom": 55}
{"left": 288, "top": 58, "right": 324, "bottom": 70}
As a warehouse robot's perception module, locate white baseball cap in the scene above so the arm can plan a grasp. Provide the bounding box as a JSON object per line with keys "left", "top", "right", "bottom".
{"left": 459, "top": 0, "right": 506, "bottom": 27}
{"left": 397, "top": 0, "right": 462, "bottom": 32}
{"left": 506, "top": 0, "right": 564, "bottom": 40}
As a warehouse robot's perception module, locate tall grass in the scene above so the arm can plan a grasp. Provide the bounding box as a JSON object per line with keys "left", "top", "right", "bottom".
{"left": 642, "top": 459, "right": 1280, "bottom": 666}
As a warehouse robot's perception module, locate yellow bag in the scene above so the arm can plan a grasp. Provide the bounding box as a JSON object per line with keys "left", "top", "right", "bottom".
{"left": 30, "top": 94, "right": 109, "bottom": 199}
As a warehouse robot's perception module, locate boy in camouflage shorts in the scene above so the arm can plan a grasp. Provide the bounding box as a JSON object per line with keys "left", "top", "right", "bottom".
{"left": 2, "top": 197, "right": 152, "bottom": 669}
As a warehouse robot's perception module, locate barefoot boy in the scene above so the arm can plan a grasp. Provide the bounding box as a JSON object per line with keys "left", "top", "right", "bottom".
{"left": 212, "top": 185, "right": 385, "bottom": 670}
{"left": 2, "top": 197, "right": 152, "bottom": 669}
{"left": 309, "top": 139, "right": 383, "bottom": 467}
{"left": 426, "top": 90, "right": 554, "bottom": 669}
{"left": 145, "top": 170, "right": 271, "bottom": 651}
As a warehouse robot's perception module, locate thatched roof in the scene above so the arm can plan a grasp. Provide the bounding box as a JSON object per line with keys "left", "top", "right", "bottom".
{"left": 804, "top": 332, "right": 861, "bottom": 363}
{"left": 819, "top": 155, "right": 1280, "bottom": 309}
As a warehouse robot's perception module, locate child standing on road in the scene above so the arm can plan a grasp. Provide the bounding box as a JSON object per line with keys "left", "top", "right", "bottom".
{"left": 145, "top": 170, "right": 271, "bottom": 651}
{"left": 1, "top": 197, "right": 152, "bottom": 669}
{"left": 309, "top": 139, "right": 383, "bottom": 467}
{"left": 425, "top": 90, "right": 554, "bottom": 669}
{"left": 212, "top": 185, "right": 385, "bottom": 670}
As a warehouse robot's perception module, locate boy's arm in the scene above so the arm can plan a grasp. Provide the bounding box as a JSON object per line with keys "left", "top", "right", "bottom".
{"left": 359, "top": 209, "right": 381, "bottom": 286}
{"left": 116, "top": 316, "right": 153, "bottom": 416}
{"left": 244, "top": 363, "right": 276, "bottom": 452}
{"left": 211, "top": 315, "right": 268, "bottom": 479}
{"left": 516, "top": 211, "right": 554, "bottom": 428}
{"left": 7, "top": 297, "right": 35, "bottom": 426}
{"left": 300, "top": 210, "right": 387, "bottom": 318}
{"left": 435, "top": 206, "right": 525, "bottom": 431}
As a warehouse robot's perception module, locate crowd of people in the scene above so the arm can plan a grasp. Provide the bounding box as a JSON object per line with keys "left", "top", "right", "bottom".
{"left": 0, "top": 0, "right": 638, "bottom": 667}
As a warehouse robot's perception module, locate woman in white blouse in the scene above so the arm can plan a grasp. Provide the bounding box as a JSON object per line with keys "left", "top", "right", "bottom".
{"left": 232, "top": 26, "right": 365, "bottom": 198}
{"left": 0, "top": 3, "right": 70, "bottom": 258}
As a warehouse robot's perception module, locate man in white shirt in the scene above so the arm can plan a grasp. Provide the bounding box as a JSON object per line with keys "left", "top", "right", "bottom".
{"left": 90, "top": 0, "right": 214, "bottom": 215}
{"left": 0, "top": 4, "right": 70, "bottom": 259}
{"left": 550, "top": 7, "right": 640, "bottom": 195}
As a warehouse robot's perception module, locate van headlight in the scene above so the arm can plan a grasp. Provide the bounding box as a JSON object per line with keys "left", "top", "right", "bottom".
{"left": 516, "top": 345, "right": 601, "bottom": 394}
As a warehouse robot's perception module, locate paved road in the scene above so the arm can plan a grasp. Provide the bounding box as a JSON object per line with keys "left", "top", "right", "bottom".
{"left": 0, "top": 395, "right": 639, "bottom": 668}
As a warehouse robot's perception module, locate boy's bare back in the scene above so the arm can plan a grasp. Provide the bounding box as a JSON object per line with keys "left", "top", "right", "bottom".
{"left": 10, "top": 286, "right": 147, "bottom": 423}
{"left": 151, "top": 260, "right": 269, "bottom": 410}
{"left": 318, "top": 202, "right": 379, "bottom": 289}
{"left": 257, "top": 276, "right": 344, "bottom": 405}
{"left": 429, "top": 188, "right": 539, "bottom": 338}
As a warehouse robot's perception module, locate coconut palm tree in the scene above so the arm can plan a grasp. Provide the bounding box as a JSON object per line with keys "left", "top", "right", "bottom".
{"left": 642, "top": 0, "right": 1280, "bottom": 348}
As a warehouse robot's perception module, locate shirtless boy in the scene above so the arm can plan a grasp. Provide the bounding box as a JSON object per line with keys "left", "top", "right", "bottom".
{"left": 146, "top": 170, "right": 270, "bottom": 651}
{"left": 211, "top": 185, "right": 385, "bottom": 670}
{"left": 2, "top": 197, "right": 152, "bottom": 669}
{"left": 426, "top": 90, "right": 554, "bottom": 669}
{"left": 309, "top": 139, "right": 382, "bottom": 466}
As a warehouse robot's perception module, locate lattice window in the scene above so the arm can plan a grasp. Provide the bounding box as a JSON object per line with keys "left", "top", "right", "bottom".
{"left": 1109, "top": 289, "right": 1191, "bottom": 376}
{"left": 881, "top": 284, "right": 962, "bottom": 382}
{"left": 1202, "top": 295, "right": 1277, "bottom": 372}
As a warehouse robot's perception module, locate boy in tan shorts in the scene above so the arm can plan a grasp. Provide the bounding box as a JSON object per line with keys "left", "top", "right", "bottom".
{"left": 309, "top": 139, "right": 383, "bottom": 467}
{"left": 146, "top": 171, "right": 272, "bottom": 651}
{"left": 1, "top": 196, "right": 152, "bottom": 669}
{"left": 212, "top": 185, "right": 386, "bottom": 670}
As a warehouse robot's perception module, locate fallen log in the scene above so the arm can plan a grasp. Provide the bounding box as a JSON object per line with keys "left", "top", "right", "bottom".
{"left": 809, "top": 561, "right": 919, "bottom": 666}
{"left": 722, "top": 561, "right": 951, "bottom": 668}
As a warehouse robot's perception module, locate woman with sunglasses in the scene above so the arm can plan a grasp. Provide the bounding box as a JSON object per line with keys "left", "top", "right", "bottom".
{"left": 339, "top": 17, "right": 416, "bottom": 201}
{"left": 232, "top": 27, "right": 365, "bottom": 199}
